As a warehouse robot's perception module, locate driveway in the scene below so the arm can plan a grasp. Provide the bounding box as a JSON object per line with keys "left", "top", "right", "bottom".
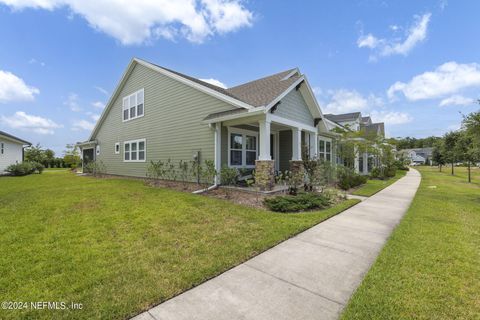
{"left": 133, "top": 169, "right": 421, "bottom": 320}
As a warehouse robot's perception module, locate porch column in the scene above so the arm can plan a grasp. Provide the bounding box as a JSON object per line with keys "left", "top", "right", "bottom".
{"left": 291, "top": 127, "right": 302, "bottom": 161}
{"left": 256, "top": 119, "right": 274, "bottom": 191}
{"left": 258, "top": 119, "right": 271, "bottom": 160}
{"left": 309, "top": 132, "right": 318, "bottom": 158}
{"left": 214, "top": 122, "right": 222, "bottom": 184}
{"left": 363, "top": 152, "right": 368, "bottom": 174}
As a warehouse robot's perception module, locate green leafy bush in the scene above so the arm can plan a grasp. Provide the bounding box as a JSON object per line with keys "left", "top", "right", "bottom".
{"left": 337, "top": 166, "right": 367, "bottom": 190}
{"left": 5, "top": 162, "right": 41, "bottom": 176}
{"left": 264, "top": 193, "right": 331, "bottom": 213}
{"left": 220, "top": 166, "right": 238, "bottom": 186}
{"left": 84, "top": 160, "right": 107, "bottom": 177}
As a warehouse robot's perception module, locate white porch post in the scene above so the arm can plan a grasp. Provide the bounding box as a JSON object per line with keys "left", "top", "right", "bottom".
{"left": 292, "top": 127, "right": 302, "bottom": 161}
{"left": 363, "top": 152, "right": 368, "bottom": 174}
{"left": 309, "top": 132, "right": 318, "bottom": 158}
{"left": 258, "top": 119, "right": 271, "bottom": 160}
{"left": 214, "top": 122, "right": 222, "bottom": 184}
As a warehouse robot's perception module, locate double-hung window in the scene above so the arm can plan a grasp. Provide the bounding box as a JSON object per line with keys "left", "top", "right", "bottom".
{"left": 228, "top": 129, "right": 257, "bottom": 168}
{"left": 318, "top": 138, "right": 332, "bottom": 162}
{"left": 124, "top": 139, "right": 146, "bottom": 162}
{"left": 122, "top": 89, "right": 144, "bottom": 122}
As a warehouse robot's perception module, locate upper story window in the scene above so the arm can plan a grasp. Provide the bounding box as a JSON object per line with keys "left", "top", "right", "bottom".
{"left": 122, "top": 89, "right": 144, "bottom": 122}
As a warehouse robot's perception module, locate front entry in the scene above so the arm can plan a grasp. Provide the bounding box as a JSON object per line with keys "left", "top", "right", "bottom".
{"left": 82, "top": 148, "right": 94, "bottom": 172}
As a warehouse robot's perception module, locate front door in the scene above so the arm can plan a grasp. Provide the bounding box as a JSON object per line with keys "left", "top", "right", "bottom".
{"left": 82, "top": 148, "right": 94, "bottom": 172}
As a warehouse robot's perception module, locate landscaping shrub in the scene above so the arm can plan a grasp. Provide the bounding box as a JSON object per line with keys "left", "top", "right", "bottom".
{"left": 5, "top": 161, "right": 44, "bottom": 176}
{"left": 337, "top": 166, "right": 367, "bottom": 190}
{"left": 394, "top": 159, "right": 409, "bottom": 171}
{"left": 264, "top": 192, "right": 331, "bottom": 213}
{"left": 84, "top": 160, "right": 107, "bottom": 177}
{"left": 220, "top": 166, "right": 238, "bottom": 186}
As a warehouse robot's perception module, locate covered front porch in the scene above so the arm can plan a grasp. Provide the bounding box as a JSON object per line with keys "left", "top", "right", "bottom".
{"left": 212, "top": 113, "right": 320, "bottom": 190}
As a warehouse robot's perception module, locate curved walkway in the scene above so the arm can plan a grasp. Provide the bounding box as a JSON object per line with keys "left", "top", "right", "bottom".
{"left": 133, "top": 169, "right": 421, "bottom": 320}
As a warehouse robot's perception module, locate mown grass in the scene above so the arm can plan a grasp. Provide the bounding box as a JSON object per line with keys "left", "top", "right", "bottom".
{"left": 0, "top": 169, "right": 358, "bottom": 320}
{"left": 351, "top": 170, "right": 408, "bottom": 197}
{"left": 342, "top": 166, "right": 480, "bottom": 319}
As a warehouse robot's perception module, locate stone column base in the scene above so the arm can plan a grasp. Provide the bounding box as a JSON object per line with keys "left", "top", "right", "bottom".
{"left": 255, "top": 160, "right": 275, "bottom": 191}
{"left": 289, "top": 160, "right": 304, "bottom": 177}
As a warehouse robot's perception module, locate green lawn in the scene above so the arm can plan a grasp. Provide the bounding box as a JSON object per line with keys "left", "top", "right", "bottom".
{"left": 0, "top": 169, "right": 358, "bottom": 320}
{"left": 351, "top": 170, "right": 407, "bottom": 197}
{"left": 342, "top": 166, "right": 480, "bottom": 319}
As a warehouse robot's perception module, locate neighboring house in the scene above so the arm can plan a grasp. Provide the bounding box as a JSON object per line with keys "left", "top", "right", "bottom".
{"left": 77, "top": 58, "right": 386, "bottom": 189}
{"left": 324, "top": 112, "right": 385, "bottom": 175}
{"left": 0, "top": 130, "right": 31, "bottom": 173}
{"left": 398, "top": 148, "right": 433, "bottom": 165}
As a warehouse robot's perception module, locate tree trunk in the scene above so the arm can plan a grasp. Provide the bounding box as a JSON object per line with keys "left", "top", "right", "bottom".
{"left": 451, "top": 162, "right": 454, "bottom": 175}
{"left": 468, "top": 161, "right": 471, "bottom": 183}
{"left": 439, "top": 164, "right": 442, "bottom": 172}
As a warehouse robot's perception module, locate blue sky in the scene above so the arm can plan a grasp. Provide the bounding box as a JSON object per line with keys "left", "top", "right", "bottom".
{"left": 0, "top": 0, "right": 479, "bottom": 154}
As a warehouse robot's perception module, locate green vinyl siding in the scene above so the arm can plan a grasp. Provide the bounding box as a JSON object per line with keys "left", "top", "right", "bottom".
{"left": 93, "top": 63, "right": 237, "bottom": 178}
{"left": 278, "top": 130, "right": 292, "bottom": 172}
{"left": 275, "top": 89, "right": 314, "bottom": 126}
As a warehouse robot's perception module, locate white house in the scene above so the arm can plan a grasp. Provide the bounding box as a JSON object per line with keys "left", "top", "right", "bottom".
{"left": 0, "top": 131, "right": 31, "bottom": 173}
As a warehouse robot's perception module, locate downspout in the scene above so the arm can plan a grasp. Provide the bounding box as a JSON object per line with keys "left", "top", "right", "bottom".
{"left": 192, "top": 122, "right": 221, "bottom": 194}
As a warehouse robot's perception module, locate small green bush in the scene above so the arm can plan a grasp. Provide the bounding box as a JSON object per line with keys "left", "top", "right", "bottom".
{"left": 264, "top": 193, "right": 331, "bottom": 213}
{"left": 220, "top": 166, "right": 238, "bottom": 186}
{"left": 337, "top": 166, "right": 367, "bottom": 190}
{"left": 6, "top": 162, "right": 42, "bottom": 176}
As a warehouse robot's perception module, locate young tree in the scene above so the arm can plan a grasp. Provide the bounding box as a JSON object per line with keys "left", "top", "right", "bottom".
{"left": 25, "top": 143, "right": 46, "bottom": 163}
{"left": 454, "top": 131, "right": 477, "bottom": 183}
{"left": 63, "top": 144, "right": 81, "bottom": 169}
{"left": 43, "top": 149, "right": 55, "bottom": 167}
{"left": 432, "top": 142, "right": 446, "bottom": 172}
{"left": 443, "top": 131, "right": 460, "bottom": 175}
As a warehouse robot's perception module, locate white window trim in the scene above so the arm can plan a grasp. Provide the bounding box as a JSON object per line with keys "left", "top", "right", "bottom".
{"left": 114, "top": 142, "right": 120, "bottom": 154}
{"left": 123, "top": 138, "right": 146, "bottom": 163}
{"left": 318, "top": 137, "right": 332, "bottom": 161}
{"left": 122, "top": 88, "right": 144, "bottom": 122}
{"left": 227, "top": 127, "right": 259, "bottom": 168}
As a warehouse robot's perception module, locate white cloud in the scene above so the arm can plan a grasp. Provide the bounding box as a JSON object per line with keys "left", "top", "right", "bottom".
{"left": 0, "top": 111, "right": 62, "bottom": 134}
{"left": 72, "top": 119, "right": 95, "bottom": 131}
{"left": 322, "top": 89, "right": 383, "bottom": 114}
{"left": 388, "top": 62, "right": 480, "bottom": 101}
{"left": 358, "top": 13, "right": 431, "bottom": 60}
{"left": 28, "top": 58, "right": 45, "bottom": 66}
{"left": 91, "top": 101, "right": 105, "bottom": 109}
{"left": 64, "top": 93, "right": 82, "bottom": 112}
{"left": 0, "top": 70, "right": 39, "bottom": 103}
{"left": 94, "top": 86, "right": 109, "bottom": 96}
{"left": 439, "top": 95, "right": 474, "bottom": 107}
{"left": 357, "top": 34, "right": 381, "bottom": 49}
{"left": 199, "top": 78, "right": 227, "bottom": 88}
{"left": 370, "top": 110, "right": 412, "bottom": 125}
{"left": 0, "top": 0, "right": 253, "bottom": 45}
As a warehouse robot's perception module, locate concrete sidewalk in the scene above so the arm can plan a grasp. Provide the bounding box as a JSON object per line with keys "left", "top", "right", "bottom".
{"left": 133, "top": 169, "right": 421, "bottom": 320}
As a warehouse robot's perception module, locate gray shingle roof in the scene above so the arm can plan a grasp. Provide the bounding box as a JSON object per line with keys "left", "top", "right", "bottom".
{"left": 0, "top": 130, "right": 31, "bottom": 145}
{"left": 324, "top": 112, "right": 362, "bottom": 122}
{"left": 148, "top": 59, "right": 301, "bottom": 108}
{"left": 225, "top": 69, "right": 301, "bottom": 107}
{"left": 361, "top": 116, "right": 372, "bottom": 124}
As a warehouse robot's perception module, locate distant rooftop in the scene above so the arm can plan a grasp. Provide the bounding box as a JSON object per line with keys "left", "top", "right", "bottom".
{"left": 324, "top": 112, "right": 361, "bottom": 122}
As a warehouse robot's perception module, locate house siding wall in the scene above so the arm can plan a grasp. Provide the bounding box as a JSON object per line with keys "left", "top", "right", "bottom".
{"left": 0, "top": 138, "right": 23, "bottom": 172}
{"left": 278, "top": 130, "right": 292, "bottom": 171}
{"left": 93, "top": 63, "right": 237, "bottom": 178}
{"left": 274, "top": 89, "right": 314, "bottom": 126}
